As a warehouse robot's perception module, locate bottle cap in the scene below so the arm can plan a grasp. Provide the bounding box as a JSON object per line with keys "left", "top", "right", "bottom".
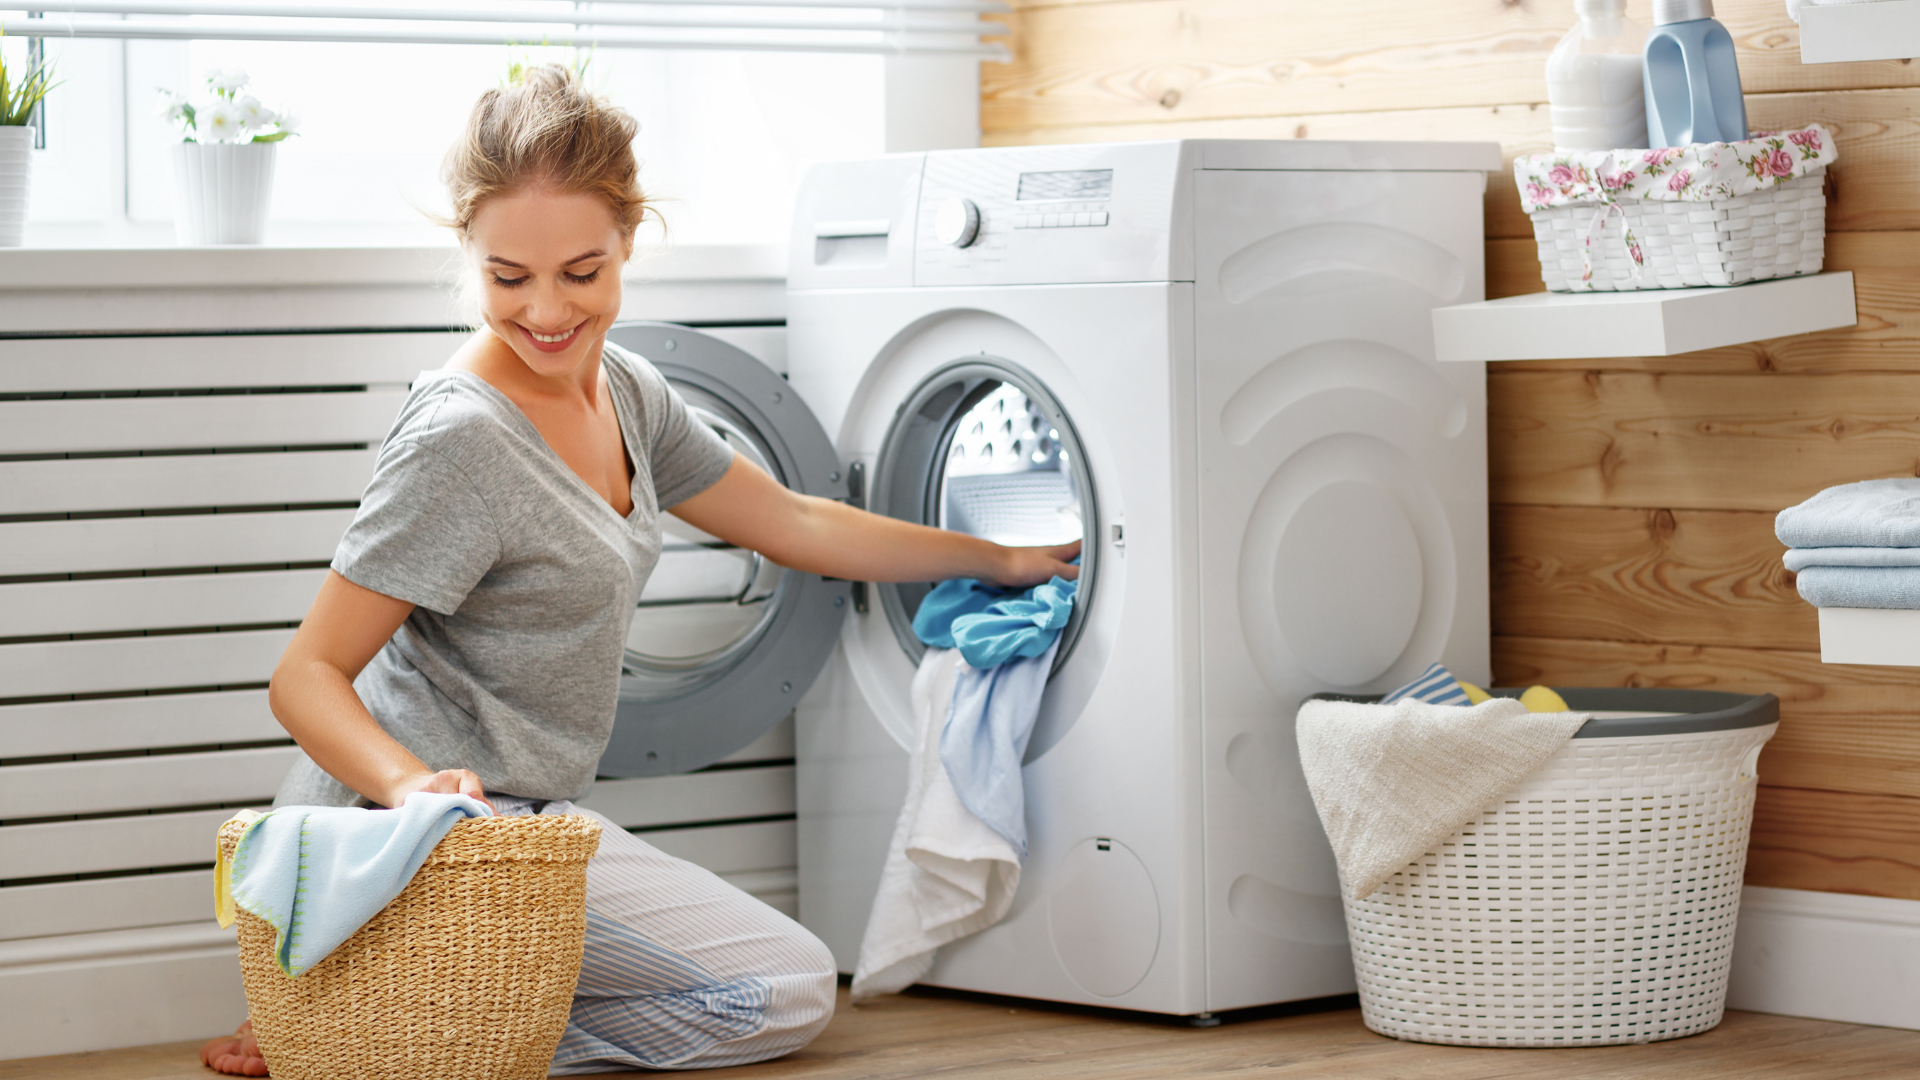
{"left": 1652, "top": 0, "right": 1714, "bottom": 23}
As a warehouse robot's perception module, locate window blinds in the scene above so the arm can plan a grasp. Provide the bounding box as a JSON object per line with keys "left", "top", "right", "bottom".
{"left": 0, "top": 0, "right": 1009, "bottom": 57}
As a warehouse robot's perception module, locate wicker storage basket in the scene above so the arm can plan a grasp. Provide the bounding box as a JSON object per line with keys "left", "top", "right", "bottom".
{"left": 1530, "top": 171, "right": 1826, "bottom": 292}
{"left": 217, "top": 813, "right": 601, "bottom": 1080}
{"left": 1332, "top": 689, "right": 1777, "bottom": 1047}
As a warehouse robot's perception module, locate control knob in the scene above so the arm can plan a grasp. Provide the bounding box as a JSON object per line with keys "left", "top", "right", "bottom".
{"left": 934, "top": 197, "right": 982, "bottom": 248}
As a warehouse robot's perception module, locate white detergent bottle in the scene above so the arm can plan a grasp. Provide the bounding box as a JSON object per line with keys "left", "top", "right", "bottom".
{"left": 1546, "top": 0, "right": 1650, "bottom": 151}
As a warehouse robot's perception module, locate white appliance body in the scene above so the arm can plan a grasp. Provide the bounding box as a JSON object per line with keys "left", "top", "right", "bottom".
{"left": 788, "top": 139, "right": 1498, "bottom": 1016}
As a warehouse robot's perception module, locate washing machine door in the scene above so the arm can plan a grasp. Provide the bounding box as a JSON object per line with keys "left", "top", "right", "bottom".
{"left": 599, "top": 322, "right": 850, "bottom": 778}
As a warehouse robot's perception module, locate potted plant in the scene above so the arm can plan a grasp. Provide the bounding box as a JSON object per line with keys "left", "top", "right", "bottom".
{"left": 0, "top": 40, "right": 56, "bottom": 247}
{"left": 159, "top": 69, "right": 297, "bottom": 245}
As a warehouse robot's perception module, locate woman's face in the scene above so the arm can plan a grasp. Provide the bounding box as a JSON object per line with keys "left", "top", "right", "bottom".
{"left": 465, "top": 186, "right": 630, "bottom": 382}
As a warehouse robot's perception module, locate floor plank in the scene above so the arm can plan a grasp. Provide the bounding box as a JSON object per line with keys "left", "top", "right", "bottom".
{"left": 7, "top": 988, "right": 1920, "bottom": 1079}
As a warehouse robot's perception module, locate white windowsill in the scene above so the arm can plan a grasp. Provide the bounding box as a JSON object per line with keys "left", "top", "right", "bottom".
{"left": 0, "top": 235, "right": 788, "bottom": 291}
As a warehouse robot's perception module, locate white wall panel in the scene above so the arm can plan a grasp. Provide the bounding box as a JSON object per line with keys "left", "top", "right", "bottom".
{"left": 0, "top": 508, "right": 354, "bottom": 577}
{"left": 0, "top": 449, "right": 377, "bottom": 516}
{"left": 0, "top": 746, "right": 299, "bottom": 820}
{"left": 0, "top": 870, "right": 211, "bottom": 941}
{"left": 0, "top": 807, "right": 245, "bottom": 879}
{"left": 0, "top": 391, "right": 407, "bottom": 455}
{"left": 0, "top": 628, "right": 294, "bottom": 700}
{"left": 642, "top": 819, "right": 798, "bottom": 876}
{"left": 0, "top": 569, "right": 325, "bottom": 639}
{"left": 576, "top": 766, "right": 797, "bottom": 830}
{"left": 0, "top": 925, "right": 247, "bottom": 1060}
{"left": 0, "top": 690, "right": 278, "bottom": 759}
{"left": 0, "top": 332, "right": 462, "bottom": 393}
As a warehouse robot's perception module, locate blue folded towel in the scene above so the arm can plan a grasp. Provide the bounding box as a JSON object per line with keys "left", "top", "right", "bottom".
{"left": 1784, "top": 547, "right": 1920, "bottom": 571}
{"left": 913, "top": 574, "right": 1078, "bottom": 670}
{"left": 1777, "top": 479, "right": 1920, "bottom": 549}
{"left": 1793, "top": 566, "right": 1920, "bottom": 609}
{"left": 1379, "top": 662, "right": 1474, "bottom": 706}
{"left": 218, "top": 792, "right": 492, "bottom": 976}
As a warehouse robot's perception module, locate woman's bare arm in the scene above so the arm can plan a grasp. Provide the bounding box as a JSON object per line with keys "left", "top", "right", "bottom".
{"left": 670, "top": 455, "right": 1081, "bottom": 587}
{"left": 268, "top": 571, "right": 492, "bottom": 811}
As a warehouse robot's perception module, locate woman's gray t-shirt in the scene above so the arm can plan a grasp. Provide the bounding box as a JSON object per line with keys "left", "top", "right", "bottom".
{"left": 274, "top": 342, "right": 736, "bottom": 807}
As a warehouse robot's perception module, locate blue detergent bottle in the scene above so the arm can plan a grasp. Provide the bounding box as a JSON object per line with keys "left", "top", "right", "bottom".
{"left": 1643, "top": 0, "right": 1748, "bottom": 147}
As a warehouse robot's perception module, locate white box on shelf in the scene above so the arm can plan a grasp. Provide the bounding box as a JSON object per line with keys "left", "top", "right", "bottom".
{"left": 1801, "top": 0, "right": 1920, "bottom": 64}
{"left": 1818, "top": 607, "right": 1920, "bottom": 666}
{"left": 1431, "top": 271, "right": 1857, "bottom": 362}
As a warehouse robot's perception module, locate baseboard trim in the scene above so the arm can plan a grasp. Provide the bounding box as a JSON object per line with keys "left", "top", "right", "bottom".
{"left": 1729, "top": 884, "right": 1920, "bottom": 1029}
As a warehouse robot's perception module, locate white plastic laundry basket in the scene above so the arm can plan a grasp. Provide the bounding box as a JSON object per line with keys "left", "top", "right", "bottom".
{"left": 1333, "top": 689, "right": 1778, "bottom": 1047}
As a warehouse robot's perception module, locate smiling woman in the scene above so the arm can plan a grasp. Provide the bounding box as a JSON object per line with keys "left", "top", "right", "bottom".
{"left": 200, "top": 64, "right": 1075, "bottom": 1077}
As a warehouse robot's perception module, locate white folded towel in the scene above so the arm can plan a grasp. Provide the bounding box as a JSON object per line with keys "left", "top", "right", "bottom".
{"left": 1788, "top": 0, "right": 1884, "bottom": 24}
{"left": 1296, "top": 696, "right": 1588, "bottom": 899}
{"left": 850, "top": 648, "right": 1021, "bottom": 1000}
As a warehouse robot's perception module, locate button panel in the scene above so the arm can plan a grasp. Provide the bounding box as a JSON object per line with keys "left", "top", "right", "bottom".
{"left": 1014, "top": 202, "right": 1111, "bottom": 230}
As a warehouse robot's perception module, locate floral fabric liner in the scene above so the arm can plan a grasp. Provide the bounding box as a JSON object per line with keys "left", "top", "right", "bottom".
{"left": 1515, "top": 125, "right": 1836, "bottom": 212}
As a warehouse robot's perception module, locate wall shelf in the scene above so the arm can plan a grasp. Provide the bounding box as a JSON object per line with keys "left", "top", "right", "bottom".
{"left": 1431, "top": 271, "right": 1857, "bottom": 362}
{"left": 1800, "top": 1, "right": 1920, "bottom": 64}
{"left": 1818, "top": 607, "right": 1920, "bottom": 666}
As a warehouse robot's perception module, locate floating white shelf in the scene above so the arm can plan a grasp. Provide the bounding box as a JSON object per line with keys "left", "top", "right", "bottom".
{"left": 1818, "top": 607, "right": 1920, "bottom": 666}
{"left": 1800, "top": 0, "right": 1920, "bottom": 64}
{"left": 1431, "top": 271, "right": 1857, "bottom": 363}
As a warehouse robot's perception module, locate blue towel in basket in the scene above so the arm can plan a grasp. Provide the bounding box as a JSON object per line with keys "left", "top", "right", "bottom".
{"left": 216, "top": 792, "right": 492, "bottom": 976}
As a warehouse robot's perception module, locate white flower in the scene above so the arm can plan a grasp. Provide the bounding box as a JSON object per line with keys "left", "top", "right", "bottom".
{"left": 273, "top": 108, "right": 300, "bottom": 136}
{"left": 155, "top": 90, "right": 190, "bottom": 124}
{"left": 201, "top": 101, "right": 246, "bottom": 143}
{"left": 207, "top": 68, "right": 249, "bottom": 93}
{"left": 236, "top": 95, "right": 275, "bottom": 131}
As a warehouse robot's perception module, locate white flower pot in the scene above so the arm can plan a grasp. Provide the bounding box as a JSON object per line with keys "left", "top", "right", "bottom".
{"left": 172, "top": 141, "right": 277, "bottom": 245}
{"left": 0, "top": 126, "right": 35, "bottom": 247}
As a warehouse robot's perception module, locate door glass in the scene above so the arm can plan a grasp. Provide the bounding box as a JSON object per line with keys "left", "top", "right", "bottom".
{"left": 624, "top": 394, "right": 786, "bottom": 683}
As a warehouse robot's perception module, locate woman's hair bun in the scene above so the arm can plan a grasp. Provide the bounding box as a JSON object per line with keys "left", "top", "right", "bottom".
{"left": 442, "top": 63, "right": 650, "bottom": 244}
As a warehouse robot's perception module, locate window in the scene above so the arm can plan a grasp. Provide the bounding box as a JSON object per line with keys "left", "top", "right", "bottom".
{"left": 16, "top": 4, "right": 986, "bottom": 248}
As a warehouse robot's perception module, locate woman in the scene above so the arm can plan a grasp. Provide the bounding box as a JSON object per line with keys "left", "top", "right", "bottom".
{"left": 202, "top": 65, "right": 1077, "bottom": 1076}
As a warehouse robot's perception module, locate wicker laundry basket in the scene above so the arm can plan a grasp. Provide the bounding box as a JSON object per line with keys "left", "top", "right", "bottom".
{"left": 1515, "top": 125, "right": 1836, "bottom": 293}
{"left": 1322, "top": 689, "right": 1777, "bottom": 1047}
{"left": 216, "top": 813, "right": 602, "bottom": 1080}
{"left": 1529, "top": 172, "right": 1826, "bottom": 291}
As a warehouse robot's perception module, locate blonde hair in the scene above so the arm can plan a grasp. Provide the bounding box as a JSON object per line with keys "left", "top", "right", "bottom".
{"left": 441, "top": 64, "right": 651, "bottom": 246}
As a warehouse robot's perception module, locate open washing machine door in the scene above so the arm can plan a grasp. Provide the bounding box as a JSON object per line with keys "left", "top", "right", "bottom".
{"left": 598, "top": 322, "right": 850, "bottom": 778}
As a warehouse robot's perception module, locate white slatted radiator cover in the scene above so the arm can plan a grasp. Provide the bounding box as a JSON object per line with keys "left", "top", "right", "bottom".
{"left": 0, "top": 326, "right": 801, "bottom": 1060}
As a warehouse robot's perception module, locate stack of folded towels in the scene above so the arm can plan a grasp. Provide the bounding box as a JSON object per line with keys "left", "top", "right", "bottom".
{"left": 1776, "top": 478, "right": 1920, "bottom": 609}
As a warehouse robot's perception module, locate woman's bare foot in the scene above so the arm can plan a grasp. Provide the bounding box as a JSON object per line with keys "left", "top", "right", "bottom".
{"left": 200, "top": 1019, "right": 268, "bottom": 1076}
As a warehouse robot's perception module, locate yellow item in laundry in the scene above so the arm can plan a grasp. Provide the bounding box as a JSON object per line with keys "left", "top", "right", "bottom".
{"left": 214, "top": 808, "right": 268, "bottom": 929}
{"left": 1519, "top": 685, "right": 1572, "bottom": 713}
{"left": 1458, "top": 681, "right": 1493, "bottom": 704}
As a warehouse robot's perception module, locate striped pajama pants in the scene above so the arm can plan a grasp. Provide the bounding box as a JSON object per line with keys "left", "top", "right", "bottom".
{"left": 491, "top": 796, "right": 838, "bottom": 1072}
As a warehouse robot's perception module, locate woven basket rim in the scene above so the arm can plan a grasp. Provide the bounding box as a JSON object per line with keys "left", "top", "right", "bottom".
{"left": 217, "top": 811, "right": 602, "bottom": 864}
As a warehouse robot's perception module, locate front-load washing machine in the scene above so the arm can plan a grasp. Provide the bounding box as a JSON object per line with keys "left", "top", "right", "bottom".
{"left": 786, "top": 139, "right": 1501, "bottom": 1018}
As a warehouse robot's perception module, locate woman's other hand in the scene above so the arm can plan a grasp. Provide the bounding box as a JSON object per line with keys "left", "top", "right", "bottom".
{"left": 988, "top": 540, "right": 1082, "bottom": 588}
{"left": 387, "top": 768, "right": 496, "bottom": 814}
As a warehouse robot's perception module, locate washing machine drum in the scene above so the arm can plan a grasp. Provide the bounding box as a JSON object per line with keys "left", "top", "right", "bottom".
{"left": 870, "top": 358, "right": 1099, "bottom": 674}
{"left": 598, "top": 323, "right": 849, "bottom": 779}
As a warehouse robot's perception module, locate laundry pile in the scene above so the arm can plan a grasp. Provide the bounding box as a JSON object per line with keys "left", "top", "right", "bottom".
{"left": 216, "top": 792, "right": 493, "bottom": 976}
{"left": 1777, "top": 479, "right": 1920, "bottom": 609}
{"left": 1297, "top": 663, "right": 1588, "bottom": 898}
{"left": 851, "top": 573, "right": 1076, "bottom": 1000}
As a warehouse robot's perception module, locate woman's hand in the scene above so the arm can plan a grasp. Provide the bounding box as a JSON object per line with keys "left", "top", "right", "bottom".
{"left": 986, "top": 540, "right": 1082, "bottom": 588}
{"left": 385, "top": 768, "right": 496, "bottom": 814}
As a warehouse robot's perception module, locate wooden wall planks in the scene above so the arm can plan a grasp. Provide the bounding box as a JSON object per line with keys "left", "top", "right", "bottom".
{"left": 988, "top": 0, "right": 1920, "bottom": 900}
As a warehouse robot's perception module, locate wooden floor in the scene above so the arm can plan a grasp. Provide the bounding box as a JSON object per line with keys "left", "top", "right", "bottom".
{"left": 8, "top": 989, "right": 1920, "bottom": 1080}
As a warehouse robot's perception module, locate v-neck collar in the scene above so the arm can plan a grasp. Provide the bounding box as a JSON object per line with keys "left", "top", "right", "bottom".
{"left": 436, "top": 356, "right": 643, "bottom": 525}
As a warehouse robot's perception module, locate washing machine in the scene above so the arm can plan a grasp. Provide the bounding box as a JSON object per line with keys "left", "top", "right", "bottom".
{"left": 772, "top": 138, "right": 1501, "bottom": 1018}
